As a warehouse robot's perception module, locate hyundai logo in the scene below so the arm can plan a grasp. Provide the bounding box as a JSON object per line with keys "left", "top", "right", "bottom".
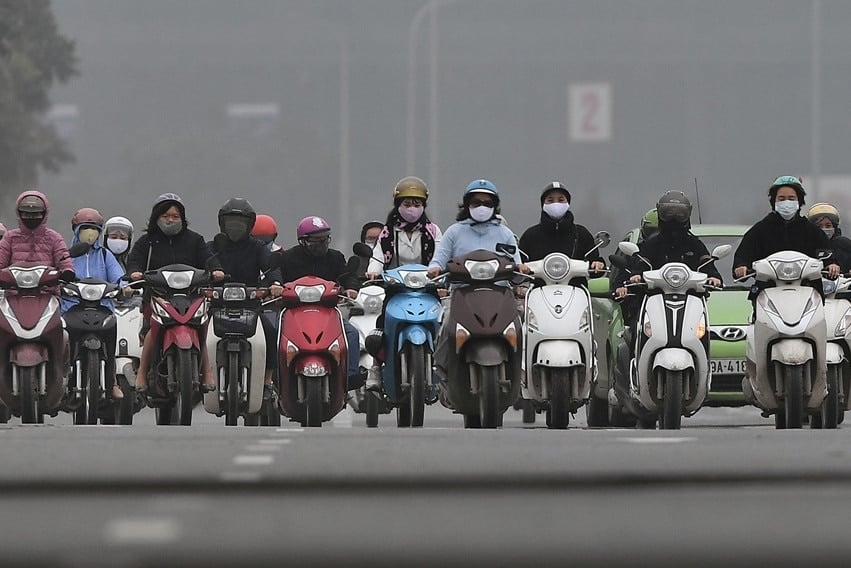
{"left": 716, "top": 327, "right": 746, "bottom": 341}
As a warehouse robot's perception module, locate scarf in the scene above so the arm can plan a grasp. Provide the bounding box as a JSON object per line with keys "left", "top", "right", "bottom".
{"left": 377, "top": 212, "right": 438, "bottom": 268}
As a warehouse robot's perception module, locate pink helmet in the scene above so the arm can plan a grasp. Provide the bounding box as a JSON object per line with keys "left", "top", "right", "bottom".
{"left": 296, "top": 216, "right": 331, "bottom": 239}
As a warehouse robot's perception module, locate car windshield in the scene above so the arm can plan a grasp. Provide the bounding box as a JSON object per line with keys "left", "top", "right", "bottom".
{"left": 696, "top": 234, "right": 747, "bottom": 290}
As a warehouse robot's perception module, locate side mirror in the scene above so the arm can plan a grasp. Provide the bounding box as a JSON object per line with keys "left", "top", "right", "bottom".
{"left": 618, "top": 241, "right": 640, "bottom": 256}
{"left": 594, "top": 230, "right": 611, "bottom": 248}
{"left": 710, "top": 244, "right": 732, "bottom": 260}
{"left": 495, "top": 242, "right": 517, "bottom": 257}
{"left": 352, "top": 242, "right": 373, "bottom": 259}
{"left": 68, "top": 242, "right": 91, "bottom": 258}
{"left": 817, "top": 249, "right": 833, "bottom": 261}
{"left": 608, "top": 254, "right": 629, "bottom": 270}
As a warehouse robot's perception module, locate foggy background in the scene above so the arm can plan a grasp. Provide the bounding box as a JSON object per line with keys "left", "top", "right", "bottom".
{"left": 39, "top": 0, "right": 851, "bottom": 247}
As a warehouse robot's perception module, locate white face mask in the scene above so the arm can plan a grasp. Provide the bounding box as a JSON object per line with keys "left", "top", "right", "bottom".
{"left": 469, "top": 206, "right": 494, "bottom": 223}
{"left": 107, "top": 238, "right": 129, "bottom": 254}
{"left": 774, "top": 200, "right": 799, "bottom": 220}
{"left": 822, "top": 227, "right": 835, "bottom": 239}
{"left": 542, "top": 202, "right": 570, "bottom": 219}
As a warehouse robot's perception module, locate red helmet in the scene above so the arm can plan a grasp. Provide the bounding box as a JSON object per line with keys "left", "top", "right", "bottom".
{"left": 251, "top": 214, "right": 278, "bottom": 237}
{"left": 71, "top": 207, "right": 105, "bottom": 229}
{"left": 296, "top": 216, "right": 331, "bottom": 239}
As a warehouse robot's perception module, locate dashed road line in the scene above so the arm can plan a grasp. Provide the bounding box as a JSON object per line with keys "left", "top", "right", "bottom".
{"left": 103, "top": 518, "right": 181, "bottom": 545}
{"left": 233, "top": 454, "right": 275, "bottom": 466}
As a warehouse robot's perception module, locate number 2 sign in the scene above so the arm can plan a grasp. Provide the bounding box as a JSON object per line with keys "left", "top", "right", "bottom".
{"left": 569, "top": 83, "right": 611, "bottom": 142}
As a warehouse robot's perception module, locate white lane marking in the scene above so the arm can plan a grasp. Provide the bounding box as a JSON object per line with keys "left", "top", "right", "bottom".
{"left": 245, "top": 444, "right": 283, "bottom": 452}
{"left": 256, "top": 439, "right": 292, "bottom": 445}
{"left": 331, "top": 407, "right": 353, "bottom": 428}
{"left": 219, "top": 471, "right": 263, "bottom": 483}
{"left": 104, "top": 518, "right": 181, "bottom": 545}
{"left": 233, "top": 454, "right": 275, "bottom": 466}
{"left": 275, "top": 428, "right": 304, "bottom": 433}
{"left": 617, "top": 437, "right": 697, "bottom": 444}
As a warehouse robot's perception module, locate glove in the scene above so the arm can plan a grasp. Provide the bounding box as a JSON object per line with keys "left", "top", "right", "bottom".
{"left": 60, "top": 270, "right": 77, "bottom": 282}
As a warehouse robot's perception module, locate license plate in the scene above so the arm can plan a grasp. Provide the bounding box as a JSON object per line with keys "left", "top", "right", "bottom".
{"left": 710, "top": 358, "right": 747, "bottom": 375}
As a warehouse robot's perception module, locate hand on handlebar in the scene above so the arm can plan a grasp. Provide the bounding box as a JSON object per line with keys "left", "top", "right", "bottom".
{"left": 590, "top": 260, "right": 605, "bottom": 272}
{"left": 733, "top": 266, "right": 749, "bottom": 279}
{"left": 427, "top": 266, "right": 442, "bottom": 279}
{"left": 706, "top": 277, "right": 722, "bottom": 288}
{"left": 211, "top": 270, "right": 226, "bottom": 282}
{"left": 269, "top": 284, "right": 283, "bottom": 298}
{"left": 825, "top": 263, "right": 840, "bottom": 280}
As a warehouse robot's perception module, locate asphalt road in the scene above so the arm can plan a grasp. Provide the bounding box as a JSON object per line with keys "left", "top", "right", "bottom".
{"left": 3, "top": 404, "right": 851, "bottom": 568}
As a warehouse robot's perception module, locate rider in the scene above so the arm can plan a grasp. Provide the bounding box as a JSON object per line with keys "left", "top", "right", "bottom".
{"left": 518, "top": 180, "right": 606, "bottom": 284}
{"left": 362, "top": 176, "right": 443, "bottom": 390}
{"left": 351, "top": 220, "right": 383, "bottom": 282}
{"left": 806, "top": 202, "right": 851, "bottom": 274}
{"left": 103, "top": 216, "right": 134, "bottom": 271}
{"left": 251, "top": 214, "right": 283, "bottom": 253}
{"left": 270, "top": 216, "right": 364, "bottom": 389}
{"left": 0, "top": 191, "right": 74, "bottom": 279}
{"left": 733, "top": 176, "right": 840, "bottom": 287}
{"left": 626, "top": 208, "right": 659, "bottom": 244}
{"left": 0, "top": 222, "right": 7, "bottom": 241}
{"left": 210, "top": 197, "right": 283, "bottom": 398}
{"left": 125, "top": 193, "right": 225, "bottom": 394}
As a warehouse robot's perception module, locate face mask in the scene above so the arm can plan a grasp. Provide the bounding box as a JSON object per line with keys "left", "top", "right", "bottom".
{"left": 222, "top": 217, "right": 250, "bottom": 242}
{"left": 822, "top": 227, "right": 835, "bottom": 239}
{"left": 22, "top": 218, "right": 42, "bottom": 230}
{"left": 398, "top": 205, "right": 424, "bottom": 224}
{"left": 469, "top": 206, "right": 494, "bottom": 223}
{"left": 158, "top": 219, "right": 182, "bottom": 236}
{"left": 542, "top": 202, "right": 570, "bottom": 219}
{"left": 78, "top": 228, "right": 101, "bottom": 245}
{"left": 303, "top": 239, "right": 330, "bottom": 257}
{"left": 774, "top": 200, "right": 799, "bottom": 221}
{"left": 107, "top": 238, "right": 129, "bottom": 255}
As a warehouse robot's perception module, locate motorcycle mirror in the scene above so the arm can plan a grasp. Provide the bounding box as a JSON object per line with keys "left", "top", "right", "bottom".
{"left": 519, "top": 248, "right": 530, "bottom": 262}
{"left": 710, "top": 244, "right": 732, "bottom": 260}
{"left": 68, "top": 242, "right": 91, "bottom": 258}
{"left": 495, "top": 242, "right": 516, "bottom": 257}
{"left": 816, "top": 249, "right": 833, "bottom": 261}
{"left": 352, "top": 242, "right": 373, "bottom": 259}
{"left": 608, "top": 254, "right": 629, "bottom": 270}
{"left": 594, "top": 230, "right": 611, "bottom": 248}
{"left": 617, "top": 241, "right": 640, "bottom": 256}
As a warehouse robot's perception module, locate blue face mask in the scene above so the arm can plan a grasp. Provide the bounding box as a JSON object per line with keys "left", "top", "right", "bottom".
{"left": 774, "top": 200, "right": 799, "bottom": 220}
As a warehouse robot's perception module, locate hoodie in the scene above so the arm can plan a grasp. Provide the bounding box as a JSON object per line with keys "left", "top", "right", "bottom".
{"left": 0, "top": 190, "right": 74, "bottom": 275}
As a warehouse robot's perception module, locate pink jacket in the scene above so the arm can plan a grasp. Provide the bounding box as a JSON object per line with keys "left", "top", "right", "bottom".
{"left": 0, "top": 190, "right": 74, "bottom": 272}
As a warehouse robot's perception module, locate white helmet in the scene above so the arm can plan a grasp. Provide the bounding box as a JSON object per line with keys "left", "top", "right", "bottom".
{"left": 103, "top": 216, "right": 134, "bottom": 253}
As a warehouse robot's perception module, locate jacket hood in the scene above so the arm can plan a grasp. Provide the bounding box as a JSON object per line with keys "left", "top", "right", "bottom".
{"left": 15, "top": 190, "right": 49, "bottom": 232}
{"left": 71, "top": 224, "right": 103, "bottom": 249}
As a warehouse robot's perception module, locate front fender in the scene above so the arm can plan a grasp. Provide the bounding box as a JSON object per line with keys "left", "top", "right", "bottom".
{"left": 652, "top": 348, "right": 694, "bottom": 372}
{"left": 534, "top": 340, "right": 583, "bottom": 367}
{"left": 770, "top": 339, "right": 813, "bottom": 365}
{"left": 397, "top": 324, "right": 432, "bottom": 350}
{"left": 825, "top": 341, "right": 845, "bottom": 365}
{"left": 162, "top": 326, "right": 199, "bottom": 351}
{"left": 10, "top": 344, "right": 49, "bottom": 367}
{"left": 463, "top": 340, "right": 508, "bottom": 366}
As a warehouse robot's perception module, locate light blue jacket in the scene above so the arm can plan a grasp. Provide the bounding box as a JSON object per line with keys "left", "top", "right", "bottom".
{"left": 60, "top": 226, "right": 125, "bottom": 314}
{"left": 428, "top": 218, "right": 521, "bottom": 270}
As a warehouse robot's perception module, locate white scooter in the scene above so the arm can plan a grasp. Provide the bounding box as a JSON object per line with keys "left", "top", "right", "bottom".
{"left": 345, "top": 284, "right": 390, "bottom": 425}
{"left": 742, "top": 251, "right": 829, "bottom": 429}
{"left": 113, "top": 292, "right": 143, "bottom": 424}
{"left": 618, "top": 242, "right": 730, "bottom": 429}
{"left": 811, "top": 275, "right": 851, "bottom": 429}
{"left": 521, "top": 233, "right": 609, "bottom": 429}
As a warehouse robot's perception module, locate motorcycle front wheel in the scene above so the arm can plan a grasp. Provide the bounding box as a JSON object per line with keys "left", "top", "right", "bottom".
{"left": 304, "top": 377, "right": 323, "bottom": 428}
{"left": 779, "top": 364, "right": 804, "bottom": 429}
{"left": 478, "top": 364, "right": 501, "bottom": 429}
{"left": 547, "top": 368, "right": 571, "bottom": 430}
{"left": 225, "top": 351, "right": 239, "bottom": 426}
{"left": 405, "top": 344, "right": 428, "bottom": 428}
{"left": 86, "top": 351, "right": 101, "bottom": 425}
{"left": 820, "top": 366, "right": 840, "bottom": 429}
{"left": 19, "top": 366, "right": 40, "bottom": 424}
{"left": 660, "top": 369, "right": 684, "bottom": 430}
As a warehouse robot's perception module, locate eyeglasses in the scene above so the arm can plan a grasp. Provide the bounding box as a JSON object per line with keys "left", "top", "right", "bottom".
{"left": 469, "top": 199, "right": 494, "bottom": 208}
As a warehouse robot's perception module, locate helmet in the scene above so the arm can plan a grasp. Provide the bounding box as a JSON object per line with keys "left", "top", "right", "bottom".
{"left": 464, "top": 179, "right": 499, "bottom": 203}
{"left": 393, "top": 177, "right": 428, "bottom": 202}
{"left": 71, "top": 207, "right": 104, "bottom": 229}
{"left": 154, "top": 192, "right": 184, "bottom": 207}
{"left": 104, "top": 216, "right": 134, "bottom": 236}
{"left": 656, "top": 191, "right": 692, "bottom": 224}
{"left": 217, "top": 197, "right": 256, "bottom": 226}
{"left": 251, "top": 214, "right": 278, "bottom": 237}
{"left": 18, "top": 195, "right": 46, "bottom": 213}
{"left": 540, "top": 181, "right": 571, "bottom": 205}
{"left": 768, "top": 175, "right": 806, "bottom": 206}
{"left": 297, "top": 216, "right": 331, "bottom": 239}
{"left": 640, "top": 208, "right": 659, "bottom": 238}
{"left": 806, "top": 202, "right": 840, "bottom": 227}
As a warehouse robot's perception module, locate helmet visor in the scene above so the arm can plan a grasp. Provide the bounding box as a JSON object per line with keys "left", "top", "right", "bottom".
{"left": 658, "top": 204, "right": 690, "bottom": 224}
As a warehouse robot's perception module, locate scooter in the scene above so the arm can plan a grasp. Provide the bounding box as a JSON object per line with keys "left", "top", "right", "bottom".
{"left": 277, "top": 275, "right": 350, "bottom": 427}
{"left": 62, "top": 277, "right": 121, "bottom": 424}
{"left": 344, "top": 282, "right": 390, "bottom": 425}
{"left": 133, "top": 264, "right": 210, "bottom": 426}
{"left": 614, "top": 241, "right": 730, "bottom": 429}
{"left": 435, "top": 248, "right": 523, "bottom": 429}
{"left": 521, "top": 234, "right": 609, "bottom": 429}
{"left": 203, "top": 283, "right": 268, "bottom": 426}
{"left": 739, "top": 251, "right": 830, "bottom": 429}
{"left": 113, "top": 291, "right": 144, "bottom": 424}
{"left": 818, "top": 275, "right": 851, "bottom": 428}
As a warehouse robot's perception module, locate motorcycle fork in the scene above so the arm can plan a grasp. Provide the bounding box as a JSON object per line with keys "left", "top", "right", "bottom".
{"left": 469, "top": 363, "right": 507, "bottom": 394}
{"left": 11, "top": 363, "right": 47, "bottom": 396}
{"left": 655, "top": 368, "right": 692, "bottom": 401}
{"left": 297, "top": 375, "right": 329, "bottom": 403}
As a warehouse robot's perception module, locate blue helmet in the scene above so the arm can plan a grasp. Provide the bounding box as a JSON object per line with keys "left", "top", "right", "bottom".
{"left": 464, "top": 179, "right": 499, "bottom": 203}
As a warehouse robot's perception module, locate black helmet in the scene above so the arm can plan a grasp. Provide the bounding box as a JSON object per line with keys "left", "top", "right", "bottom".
{"left": 218, "top": 197, "right": 257, "bottom": 241}
{"left": 656, "top": 191, "right": 692, "bottom": 224}
{"left": 540, "top": 181, "right": 571, "bottom": 205}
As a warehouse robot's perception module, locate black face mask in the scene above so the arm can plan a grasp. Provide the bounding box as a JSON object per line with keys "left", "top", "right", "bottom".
{"left": 302, "top": 239, "right": 330, "bottom": 257}
{"left": 221, "top": 216, "right": 251, "bottom": 242}
{"left": 22, "top": 217, "right": 42, "bottom": 230}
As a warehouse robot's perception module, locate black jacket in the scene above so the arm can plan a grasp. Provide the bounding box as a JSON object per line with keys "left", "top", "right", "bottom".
{"left": 733, "top": 212, "right": 833, "bottom": 275}
{"left": 829, "top": 232, "right": 851, "bottom": 273}
{"left": 271, "top": 245, "right": 360, "bottom": 291}
{"left": 126, "top": 228, "right": 221, "bottom": 274}
{"left": 207, "top": 236, "right": 281, "bottom": 287}
{"left": 519, "top": 211, "right": 604, "bottom": 286}
{"left": 635, "top": 228, "right": 722, "bottom": 282}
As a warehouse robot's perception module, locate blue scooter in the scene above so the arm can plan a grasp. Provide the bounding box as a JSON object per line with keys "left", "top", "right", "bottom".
{"left": 367, "top": 264, "right": 443, "bottom": 427}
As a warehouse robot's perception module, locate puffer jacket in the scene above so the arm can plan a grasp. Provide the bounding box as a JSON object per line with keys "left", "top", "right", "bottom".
{"left": 0, "top": 190, "right": 74, "bottom": 273}
{"left": 60, "top": 225, "right": 125, "bottom": 313}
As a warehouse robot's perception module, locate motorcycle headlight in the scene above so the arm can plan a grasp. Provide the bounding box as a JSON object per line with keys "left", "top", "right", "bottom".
{"left": 295, "top": 284, "right": 325, "bottom": 303}
{"left": 222, "top": 287, "right": 247, "bottom": 301}
{"left": 163, "top": 270, "right": 193, "bottom": 290}
{"left": 11, "top": 267, "right": 45, "bottom": 289}
{"left": 79, "top": 284, "right": 106, "bottom": 301}
{"left": 464, "top": 260, "right": 499, "bottom": 281}
{"left": 662, "top": 266, "right": 689, "bottom": 289}
{"left": 769, "top": 259, "right": 805, "bottom": 282}
{"left": 543, "top": 254, "right": 570, "bottom": 281}
{"left": 363, "top": 295, "right": 383, "bottom": 315}
{"left": 400, "top": 270, "right": 428, "bottom": 289}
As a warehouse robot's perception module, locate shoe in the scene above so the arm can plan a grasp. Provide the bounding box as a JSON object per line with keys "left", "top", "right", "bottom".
{"left": 134, "top": 383, "right": 148, "bottom": 394}
{"left": 200, "top": 382, "right": 216, "bottom": 394}
{"left": 347, "top": 369, "right": 367, "bottom": 391}
{"left": 263, "top": 384, "right": 275, "bottom": 401}
{"left": 365, "top": 365, "right": 382, "bottom": 392}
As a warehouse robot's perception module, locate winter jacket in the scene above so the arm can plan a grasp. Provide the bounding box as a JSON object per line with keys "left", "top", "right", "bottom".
{"left": 0, "top": 190, "right": 74, "bottom": 276}
{"left": 428, "top": 218, "right": 521, "bottom": 270}
{"left": 61, "top": 225, "right": 125, "bottom": 313}
{"left": 271, "top": 245, "right": 360, "bottom": 291}
{"left": 519, "top": 210, "right": 604, "bottom": 287}
{"left": 208, "top": 236, "right": 281, "bottom": 287}
{"left": 828, "top": 231, "right": 851, "bottom": 274}
{"left": 125, "top": 228, "right": 221, "bottom": 275}
{"left": 733, "top": 212, "right": 834, "bottom": 275}
{"left": 636, "top": 229, "right": 722, "bottom": 282}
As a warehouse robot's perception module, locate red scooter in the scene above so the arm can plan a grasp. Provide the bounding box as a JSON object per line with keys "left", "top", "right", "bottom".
{"left": 135, "top": 263, "right": 210, "bottom": 426}
{"left": 0, "top": 263, "right": 72, "bottom": 423}
{"left": 277, "top": 276, "right": 349, "bottom": 427}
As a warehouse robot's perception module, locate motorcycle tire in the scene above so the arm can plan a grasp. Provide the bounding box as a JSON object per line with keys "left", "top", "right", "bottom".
{"left": 19, "top": 366, "right": 40, "bottom": 424}
{"left": 396, "top": 401, "right": 412, "bottom": 428}
{"left": 521, "top": 399, "right": 536, "bottom": 424}
{"left": 365, "top": 391, "right": 380, "bottom": 428}
{"left": 821, "top": 366, "right": 840, "bottom": 429}
{"left": 244, "top": 412, "right": 261, "bottom": 426}
{"left": 86, "top": 351, "right": 100, "bottom": 425}
{"left": 478, "top": 364, "right": 501, "bottom": 429}
{"left": 304, "top": 377, "right": 323, "bottom": 428}
{"left": 660, "top": 369, "right": 683, "bottom": 430}
{"left": 225, "top": 352, "right": 239, "bottom": 426}
{"left": 175, "top": 349, "right": 197, "bottom": 426}
{"left": 0, "top": 403, "right": 9, "bottom": 424}
{"left": 72, "top": 365, "right": 87, "bottom": 425}
{"left": 406, "top": 344, "right": 427, "bottom": 428}
{"left": 116, "top": 374, "right": 134, "bottom": 425}
{"left": 463, "top": 413, "right": 481, "bottom": 429}
{"left": 781, "top": 364, "right": 804, "bottom": 429}
{"left": 261, "top": 397, "right": 281, "bottom": 427}
{"left": 547, "top": 368, "right": 570, "bottom": 430}
{"left": 586, "top": 395, "right": 609, "bottom": 427}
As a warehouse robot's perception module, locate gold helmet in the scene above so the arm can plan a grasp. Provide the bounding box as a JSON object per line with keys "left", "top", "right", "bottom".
{"left": 806, "top": 202, "right": 840, "bottom": 227}
{"left": 393, "top": 176, "right": 428, "bottom": 202}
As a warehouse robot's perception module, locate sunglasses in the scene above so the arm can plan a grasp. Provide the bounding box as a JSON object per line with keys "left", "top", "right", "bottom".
{"left": 469, "top": 199, "right": 494, "bottom": 208}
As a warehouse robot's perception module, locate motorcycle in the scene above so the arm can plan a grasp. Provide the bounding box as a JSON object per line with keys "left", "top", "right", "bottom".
{"left": 742, "top": 251, "right": 830, "bottom": 429}
{"left": 133, "top": 263, "right": 210, "bottom": 426}
{"left": 344, "top": 281, "right": 390, "bottom": 425}
{"left": 435, "top": 248, "right": 523, "bottom": 429}
{"left": 817, "top": 275, "right": 851, "bottom": 428}
{"left": 276, "top": 275, "right": 350, "bottom": 427}
{"left": 203, "top": 283, "right": 268, "bottom": 426}
{"left": 113, "top": 291, "right": 144, "bottom": 424}
{"left": 521, "top": 233, "right": 609, "bottom": 429}
{"left": 62, "top": 276, "right": 122, "bottom": 424}
{"left": 614, "top": 241, "right": 730, "bottom": 429}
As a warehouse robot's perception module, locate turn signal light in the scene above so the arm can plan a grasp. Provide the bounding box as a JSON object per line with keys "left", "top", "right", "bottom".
{"left": 455, "top": 323, "right": 470, "bottom": 352}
